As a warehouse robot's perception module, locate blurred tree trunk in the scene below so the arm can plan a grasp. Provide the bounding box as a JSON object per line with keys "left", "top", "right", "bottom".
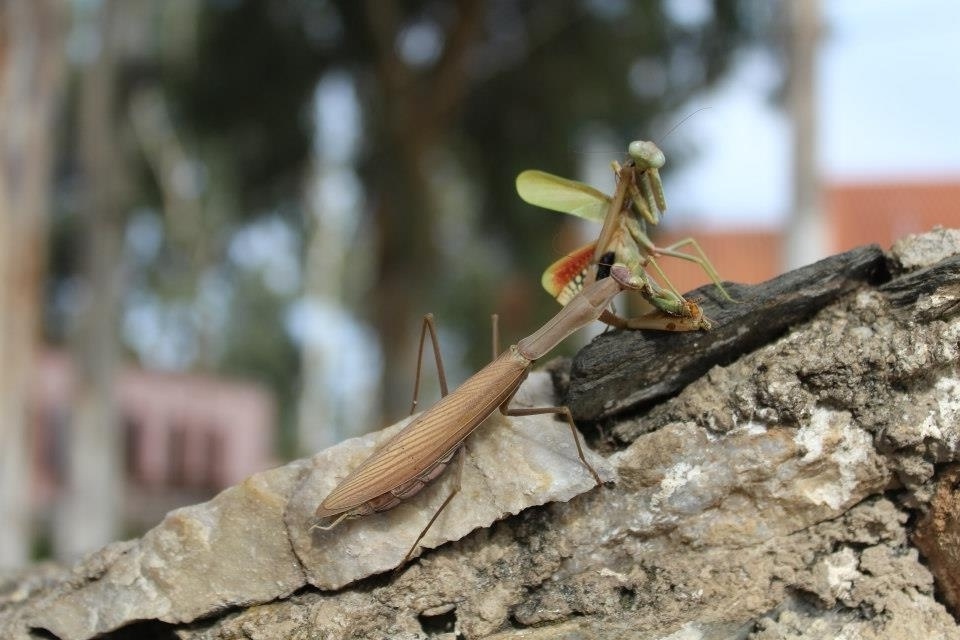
{"left": 130, "top": 85, "right": 220, "bottom": 369}
{"left": 0, "top": 0, "right": 64, "bottom": 567}
{"left": 363, "top": 0, "right": 483, "bottom": 418}
{"left": 54, "top": 0, "right": 127, "bottom": 560}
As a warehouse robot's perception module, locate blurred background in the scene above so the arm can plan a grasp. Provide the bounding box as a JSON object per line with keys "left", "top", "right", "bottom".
{"left": 1, "top": 0, "right": 957, "bottom": 568}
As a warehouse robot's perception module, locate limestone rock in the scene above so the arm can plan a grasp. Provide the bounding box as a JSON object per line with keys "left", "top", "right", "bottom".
{"left": 913, "top": 464, "right": 960, "bottom": 618}
{"left": 891, "top": 226, "right": 960, "bottom": 269}
{"left": 285, "top": 371, "right": 614, "bottom": 590}
{"left": 30, "top": 461, "right": 307, "bottom": 639}
{"left": 7, "top": 372, "right": 611, "bottom": 639}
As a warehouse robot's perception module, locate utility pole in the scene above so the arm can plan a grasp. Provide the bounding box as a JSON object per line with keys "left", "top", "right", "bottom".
{"left": 784, "top": 0, "right": 829, "bottom": 270}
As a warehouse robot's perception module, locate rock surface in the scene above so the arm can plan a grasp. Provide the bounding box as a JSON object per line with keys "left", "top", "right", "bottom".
{"left": 914, "top": 465, "right": 960, "bottom": 618}
{"left": 286, "top": 372, "right": 614, "bottom": 591}
{"left": 2, "top": 229, "right": 959, "bottom": 639}
{"left": 1, "top": 372, "right": 612, "bottom": 640}
{"left": 565, "top": 243, "right": 889, "bottom": 420}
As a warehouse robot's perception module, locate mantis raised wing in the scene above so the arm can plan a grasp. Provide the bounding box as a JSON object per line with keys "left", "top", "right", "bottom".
{"left": 314, "top": 264, "right": 707, "bottom": 563}
{"left": 516, "top": 140, "right": 733, "bottom": 330}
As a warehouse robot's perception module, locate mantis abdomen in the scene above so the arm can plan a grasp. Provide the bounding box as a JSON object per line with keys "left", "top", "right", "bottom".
{"left": 315, "top": 348, "right": 529, "bottom": 520}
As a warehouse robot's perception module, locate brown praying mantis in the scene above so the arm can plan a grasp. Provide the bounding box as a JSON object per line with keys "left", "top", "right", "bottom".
{"left": 516, "top": 140, "right": 734, "bottom": 331}
{"left": 312, "top": 140, "right": 725, "bottom": 565}
{"left": 314, "top": 263, "right": 707, "bottom": 562}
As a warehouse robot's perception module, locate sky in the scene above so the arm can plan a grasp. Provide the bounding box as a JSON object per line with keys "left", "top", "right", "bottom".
{"left": 663, "top": 0, "right": 960, "bottom": 229}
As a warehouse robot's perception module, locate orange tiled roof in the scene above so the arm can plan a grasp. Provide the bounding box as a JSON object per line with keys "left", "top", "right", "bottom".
{"left": 827, "top": 179, "right": 960, "bottom": 251}
{"left": 653, "top": 229, "right": 781, "bottom": 294}
{"left": 653, "top": 180, "right": 960, "bottom": 294}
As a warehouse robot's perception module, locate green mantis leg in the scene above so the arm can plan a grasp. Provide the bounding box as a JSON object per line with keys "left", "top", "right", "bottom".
{"left": 657, "top": 237, "right": 736, "bottom": 302}
{"left": 606, "top": 264, "right": 712, "bottom": 331}
{"left": 626, "top": 176, "right": 658, "bottom": 225}
{"left": 624, "top": 217, "right": 735, "bottom": 302}
{"left": 615, "top": 233, "right": 690, "bottom": 318}
{"left": 644, "top": 166, "right": 667, "bottom": 212}
{"left": 611, "top": 265, "right": 692, "bottom": 320}
{"left": 645, "top": 255, "right": 688, "bottom": 304}
{"left": 635, "top": 172, "right": 661, "bottom": 225}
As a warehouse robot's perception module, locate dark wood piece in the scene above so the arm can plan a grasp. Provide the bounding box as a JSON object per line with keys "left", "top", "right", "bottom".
{"left": 879, "top": 254, "right": 960, "bottom": 322}
{"left": 565, "top": 244, "right": 890, "bottom": 421}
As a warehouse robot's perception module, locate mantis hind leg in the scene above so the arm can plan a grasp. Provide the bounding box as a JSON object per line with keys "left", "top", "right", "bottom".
{"left": 656, "top": 237, "right": 736, "bottom": 302}
{"left": 498, "top": 385, "right": 602, "bottom": 486}
{"left": 409, "top": 312, "right": 504, "bottom": 413}
{"left": 400, "top": 446, "right": 466, "bottom": 565}
{"left": 409, "top": 313, "right": 450, "bottom": 415}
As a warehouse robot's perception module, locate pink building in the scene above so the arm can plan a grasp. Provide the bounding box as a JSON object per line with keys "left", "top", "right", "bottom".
{"left": 30, "top": 350, "right": 276, "bottom": 526}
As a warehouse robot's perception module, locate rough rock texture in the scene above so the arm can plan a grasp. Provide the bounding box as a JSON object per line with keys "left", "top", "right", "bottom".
{"left": 914, "top": 465, "right": 960, "bottom": 618}
{"left": 2, "top": 229, "right": 960, "bottom": 639}
{"left": 565, "top": 243, "right": 890, "bottom": 420}
{"left": 0, "top": 373, "right": 612, "bottom": 640}
{"left": 287, "top": 372, "right": 614, "bottom": 591}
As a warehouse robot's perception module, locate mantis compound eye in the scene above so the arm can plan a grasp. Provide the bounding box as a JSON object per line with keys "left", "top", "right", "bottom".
{"left": 595, "top": 251, "right": 616, "bottom": 281}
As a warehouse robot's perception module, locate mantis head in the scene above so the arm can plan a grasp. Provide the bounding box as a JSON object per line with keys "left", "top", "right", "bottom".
{"left": 627, "top": 140, "right": 665, "bottom": 170}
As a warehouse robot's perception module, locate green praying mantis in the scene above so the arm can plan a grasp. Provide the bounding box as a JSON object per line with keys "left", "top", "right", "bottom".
{"left": 516, "top": 140, "right": 733, "bottom": 330}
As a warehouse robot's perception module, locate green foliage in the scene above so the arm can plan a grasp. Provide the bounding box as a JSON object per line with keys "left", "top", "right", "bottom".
{"left": 166, "top": 1, "right": 330, "bottom": 212}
